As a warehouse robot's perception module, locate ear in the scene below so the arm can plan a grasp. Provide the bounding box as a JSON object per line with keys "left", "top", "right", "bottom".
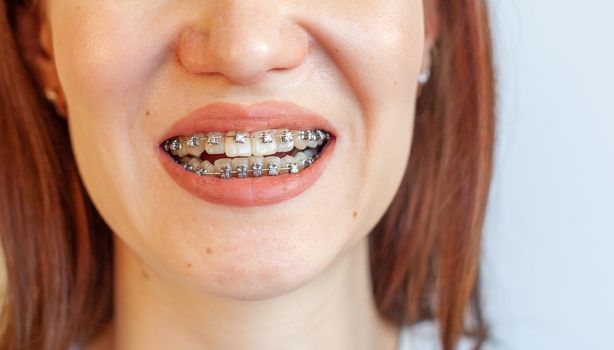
{"left": 14, "top": 5, "right": 67, "bottom": 117}
{"left": 421, "top": 0, "right": 440, "bottom": 73}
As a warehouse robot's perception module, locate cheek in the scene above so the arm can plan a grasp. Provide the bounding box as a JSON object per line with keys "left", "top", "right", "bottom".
{"left": 51, "top": 4, "right": 176, "bottom": 112}
{"left": 48, "top": 3, "right": 183, "bottom": 234}
{"left": 332, "top": 4, "right": 424, "bottom": 231}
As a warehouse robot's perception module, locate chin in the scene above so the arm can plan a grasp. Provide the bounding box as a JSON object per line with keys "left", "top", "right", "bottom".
{"left": 172, "top": 241, "right": 340, "bottom": 301}
{"left": 192, "top": 261, "right": 320, "bottom": 301}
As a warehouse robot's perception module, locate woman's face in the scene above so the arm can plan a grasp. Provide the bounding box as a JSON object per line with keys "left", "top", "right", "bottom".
{"left": 39, "top": 0, "right": 426, "bottom": 299}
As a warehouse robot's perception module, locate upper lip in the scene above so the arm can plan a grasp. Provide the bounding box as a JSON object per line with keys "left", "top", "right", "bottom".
{"left": 158, "top": 100, "right": 338, "bottom": 145}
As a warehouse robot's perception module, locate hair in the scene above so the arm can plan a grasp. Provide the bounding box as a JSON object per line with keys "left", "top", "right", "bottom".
{"left": 0, "top": 0, "right": 495, "bottom": 349}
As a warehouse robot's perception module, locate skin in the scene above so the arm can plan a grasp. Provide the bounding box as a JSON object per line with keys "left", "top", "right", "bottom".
{"left": 18, "top": 0, "right": 438, "bottom": 349}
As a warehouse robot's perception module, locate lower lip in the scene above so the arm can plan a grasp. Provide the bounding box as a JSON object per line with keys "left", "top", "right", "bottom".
{"left": 157, "top": 138, "right": 336, "bottom": 207}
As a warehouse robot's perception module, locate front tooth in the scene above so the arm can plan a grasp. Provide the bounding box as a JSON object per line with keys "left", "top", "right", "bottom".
{"left": 263, "top": 156, "right": 281, "bottom": 176}
{"left": 280, "top": 155, "right": 296, "bottom": 174}
{"left": 205, "top": 132, "right": 225, "bottom": 155}
{"left": 276, "top": 129, "right": 294, "bottom": 152}
{"left": 293, "top": 131, "right": 309, "bottom": 150}
{"left": 214, "top": 158, "right": 233, "bottom": 179}
{"left": 249, "top": 156, "right": 264, "bottom": 177}
{"left": 225, "top": 131, "right": 252, "bottom": 157}
{"left": 251, "top": 129, "right": 278, "bottom": 156}
{"left": 186, "top": 134, "right": 206, "bottom": 156}
{"left": 232, "top": 158, "right": 249, "bottom": 178}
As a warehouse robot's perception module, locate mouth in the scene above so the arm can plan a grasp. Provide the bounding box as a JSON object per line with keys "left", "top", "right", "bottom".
{"left": 157, "top": 101, "right": 338, "bottom": 207}
{"left": 161, "top": 128, "right": 332, "bottom": 178}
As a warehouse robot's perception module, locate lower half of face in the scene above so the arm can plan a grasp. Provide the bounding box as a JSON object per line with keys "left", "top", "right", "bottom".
{"left": 51, "top": 0, "right": 424, "bottom": 299}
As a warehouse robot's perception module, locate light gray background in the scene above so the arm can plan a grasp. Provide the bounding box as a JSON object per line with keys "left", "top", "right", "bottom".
{"left": 482, "top": 1, "right": 614, "bottom": 349}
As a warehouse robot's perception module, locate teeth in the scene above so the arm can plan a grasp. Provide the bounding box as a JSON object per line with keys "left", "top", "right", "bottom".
{"left": 169, "top": 129, "right": 329, "bottom": 156}
{"left": 306, "top": 131, "right": 318, "bottom": 148}
{"left": 175, "top": 137, "right": 190, "bottom": 157}
{"left": 303, "top": 148, "right": 316, "bottom": 158}
{"left": 276, "top": 129, "right": 294, "bottom": 152}
{"left": 214, "top": 158, "right": 232, "bottom": 179}
{"left": 251, "top": 129, "right": 278, "bottom": 156}
{"left": 315, "top": 130, "right": 325, "bottom": 146}
{"left": 294, "top": 131, "right": 309, "bottom": 150}
{"left": 314, "top": 130, "right": 325, "bottom": 141}
{"left": 205, "top": 132, "right": 225, "bottom": 154}
{"left": 263, "top": 156, "right": 281, "bottom": 176}
{"left": 188, "top": 158, "right": 201, "bottom": 169}
{"left": 225, "top": 131, "right": 252, "bottom": 157}
{"left": 166, "top": 129, "right": 330, "bottom": 178}
{"left": 200, "top": 160, "right": 215, "bottom": 174}
{"left": 186, "top": 134, "right": 206, "bottom": 157}
{"left": 249, "top": 156, "right": 264, "bottom": 177}
{"left": 169, "top": 139, "right": 183, "bottom": 155}
{"left": 294, "top": 152, "right": 307, "bottom": 168}
{"left": 289, "top": 163, "right": 300, "bottom": 174}
{"left": 280, "top": 155, "right": 296, "bottom": 174}
{"left": 232, "top": 158, "right": 249, "bottom": 178}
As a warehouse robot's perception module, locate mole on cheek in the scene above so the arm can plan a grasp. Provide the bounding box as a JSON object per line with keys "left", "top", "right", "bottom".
{"left": 142, "top": 271, "right": 149, "bottom": 279}
{"left": 353, "top": 211, "right": 358, "bottom": 218}
{"left": 146, "top": 110, "right": 150, "bottom": 116}
{"left": 187, "top": 262, "right": 192, "bottom": 268}
{"left": 206, "top": 247, "right": 213, "bottom": 255}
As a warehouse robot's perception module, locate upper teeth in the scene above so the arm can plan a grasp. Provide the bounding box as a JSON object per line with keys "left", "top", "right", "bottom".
{"left": 165, "top": 129, "right": 330, "bottom": 158}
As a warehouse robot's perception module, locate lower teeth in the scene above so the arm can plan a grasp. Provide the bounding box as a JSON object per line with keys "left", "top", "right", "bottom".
{"left": 178, "top": 152, "right": 319, "bottom": 179}
{"left": 174, "top": 147, "right": 323, "bottom": 179}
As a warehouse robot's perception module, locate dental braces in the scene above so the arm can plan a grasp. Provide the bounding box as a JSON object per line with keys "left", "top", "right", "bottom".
{"left": 165, "top": 129, "right": 331, "bottom": 152}
{"left": 178, "top": 155, "right": 319, "bottom": 179}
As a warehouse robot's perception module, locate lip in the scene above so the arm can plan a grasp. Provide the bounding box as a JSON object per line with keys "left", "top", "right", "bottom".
{"left": 157, "top": 100, "right": 337, "bottom": 207}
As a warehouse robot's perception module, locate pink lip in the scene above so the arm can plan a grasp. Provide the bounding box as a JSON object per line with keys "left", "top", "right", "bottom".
{"left": 157, "top": 100, "right": 337, "bottom": 207}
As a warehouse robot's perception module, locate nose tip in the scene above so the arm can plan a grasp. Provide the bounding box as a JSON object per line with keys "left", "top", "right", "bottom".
{"left": 176, "top": 7, "right": 308, "bottom": 85}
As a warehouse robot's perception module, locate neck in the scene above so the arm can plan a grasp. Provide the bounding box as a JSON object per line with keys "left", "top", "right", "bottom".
{"left": 89, "top": 237, "right": 399, "bottom": 350}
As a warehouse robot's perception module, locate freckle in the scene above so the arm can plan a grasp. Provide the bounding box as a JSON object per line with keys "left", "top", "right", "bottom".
{"left": 187, "top": 263, "right": 192, "bottom": 268}
{"left": 353, "top": 211, "right": 358, "bottom": 218}
{"left": 142, "top": 271, "right": 149, "bottom": 279}
{"left": 206, "top": 247, "right": 213, "bottom": 255}
{"left": 393, "top": 80, "right": 398, "bottom": 86}
{"left": 146, "top": 110, "right": 150, "bottom": 116}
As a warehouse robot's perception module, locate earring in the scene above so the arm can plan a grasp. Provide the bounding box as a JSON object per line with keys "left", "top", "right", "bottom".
{"left": 43, "top": 88, "right": 59, "bottom": 102}
{"left": 418, "top": 45, "right": 434, "bottom": 85}
{"left": 43, "top": 87, "right": 67, "bottom": 116}
{"left": 418, "top": 67, "right": 431, "bottom": 85}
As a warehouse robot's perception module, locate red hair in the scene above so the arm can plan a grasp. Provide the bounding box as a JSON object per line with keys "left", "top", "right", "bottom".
{"left": 0, "top": 1, "right": 495, "bottom": 349}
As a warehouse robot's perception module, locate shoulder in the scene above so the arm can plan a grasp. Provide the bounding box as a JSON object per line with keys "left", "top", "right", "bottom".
{"left": 397, "top": 320, "right": 477, "bottom": 350}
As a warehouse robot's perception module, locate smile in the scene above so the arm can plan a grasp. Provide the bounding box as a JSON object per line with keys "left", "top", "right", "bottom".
{"left": 156, "top": 100, "right": 337, "bottom": 207}
{"left": 162, "top": 128, "right": 332, "bottom": 179}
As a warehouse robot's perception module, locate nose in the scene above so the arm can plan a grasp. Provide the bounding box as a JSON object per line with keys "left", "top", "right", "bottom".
{"left": 176, "top": 2, "right": 309, "bottom": 85}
